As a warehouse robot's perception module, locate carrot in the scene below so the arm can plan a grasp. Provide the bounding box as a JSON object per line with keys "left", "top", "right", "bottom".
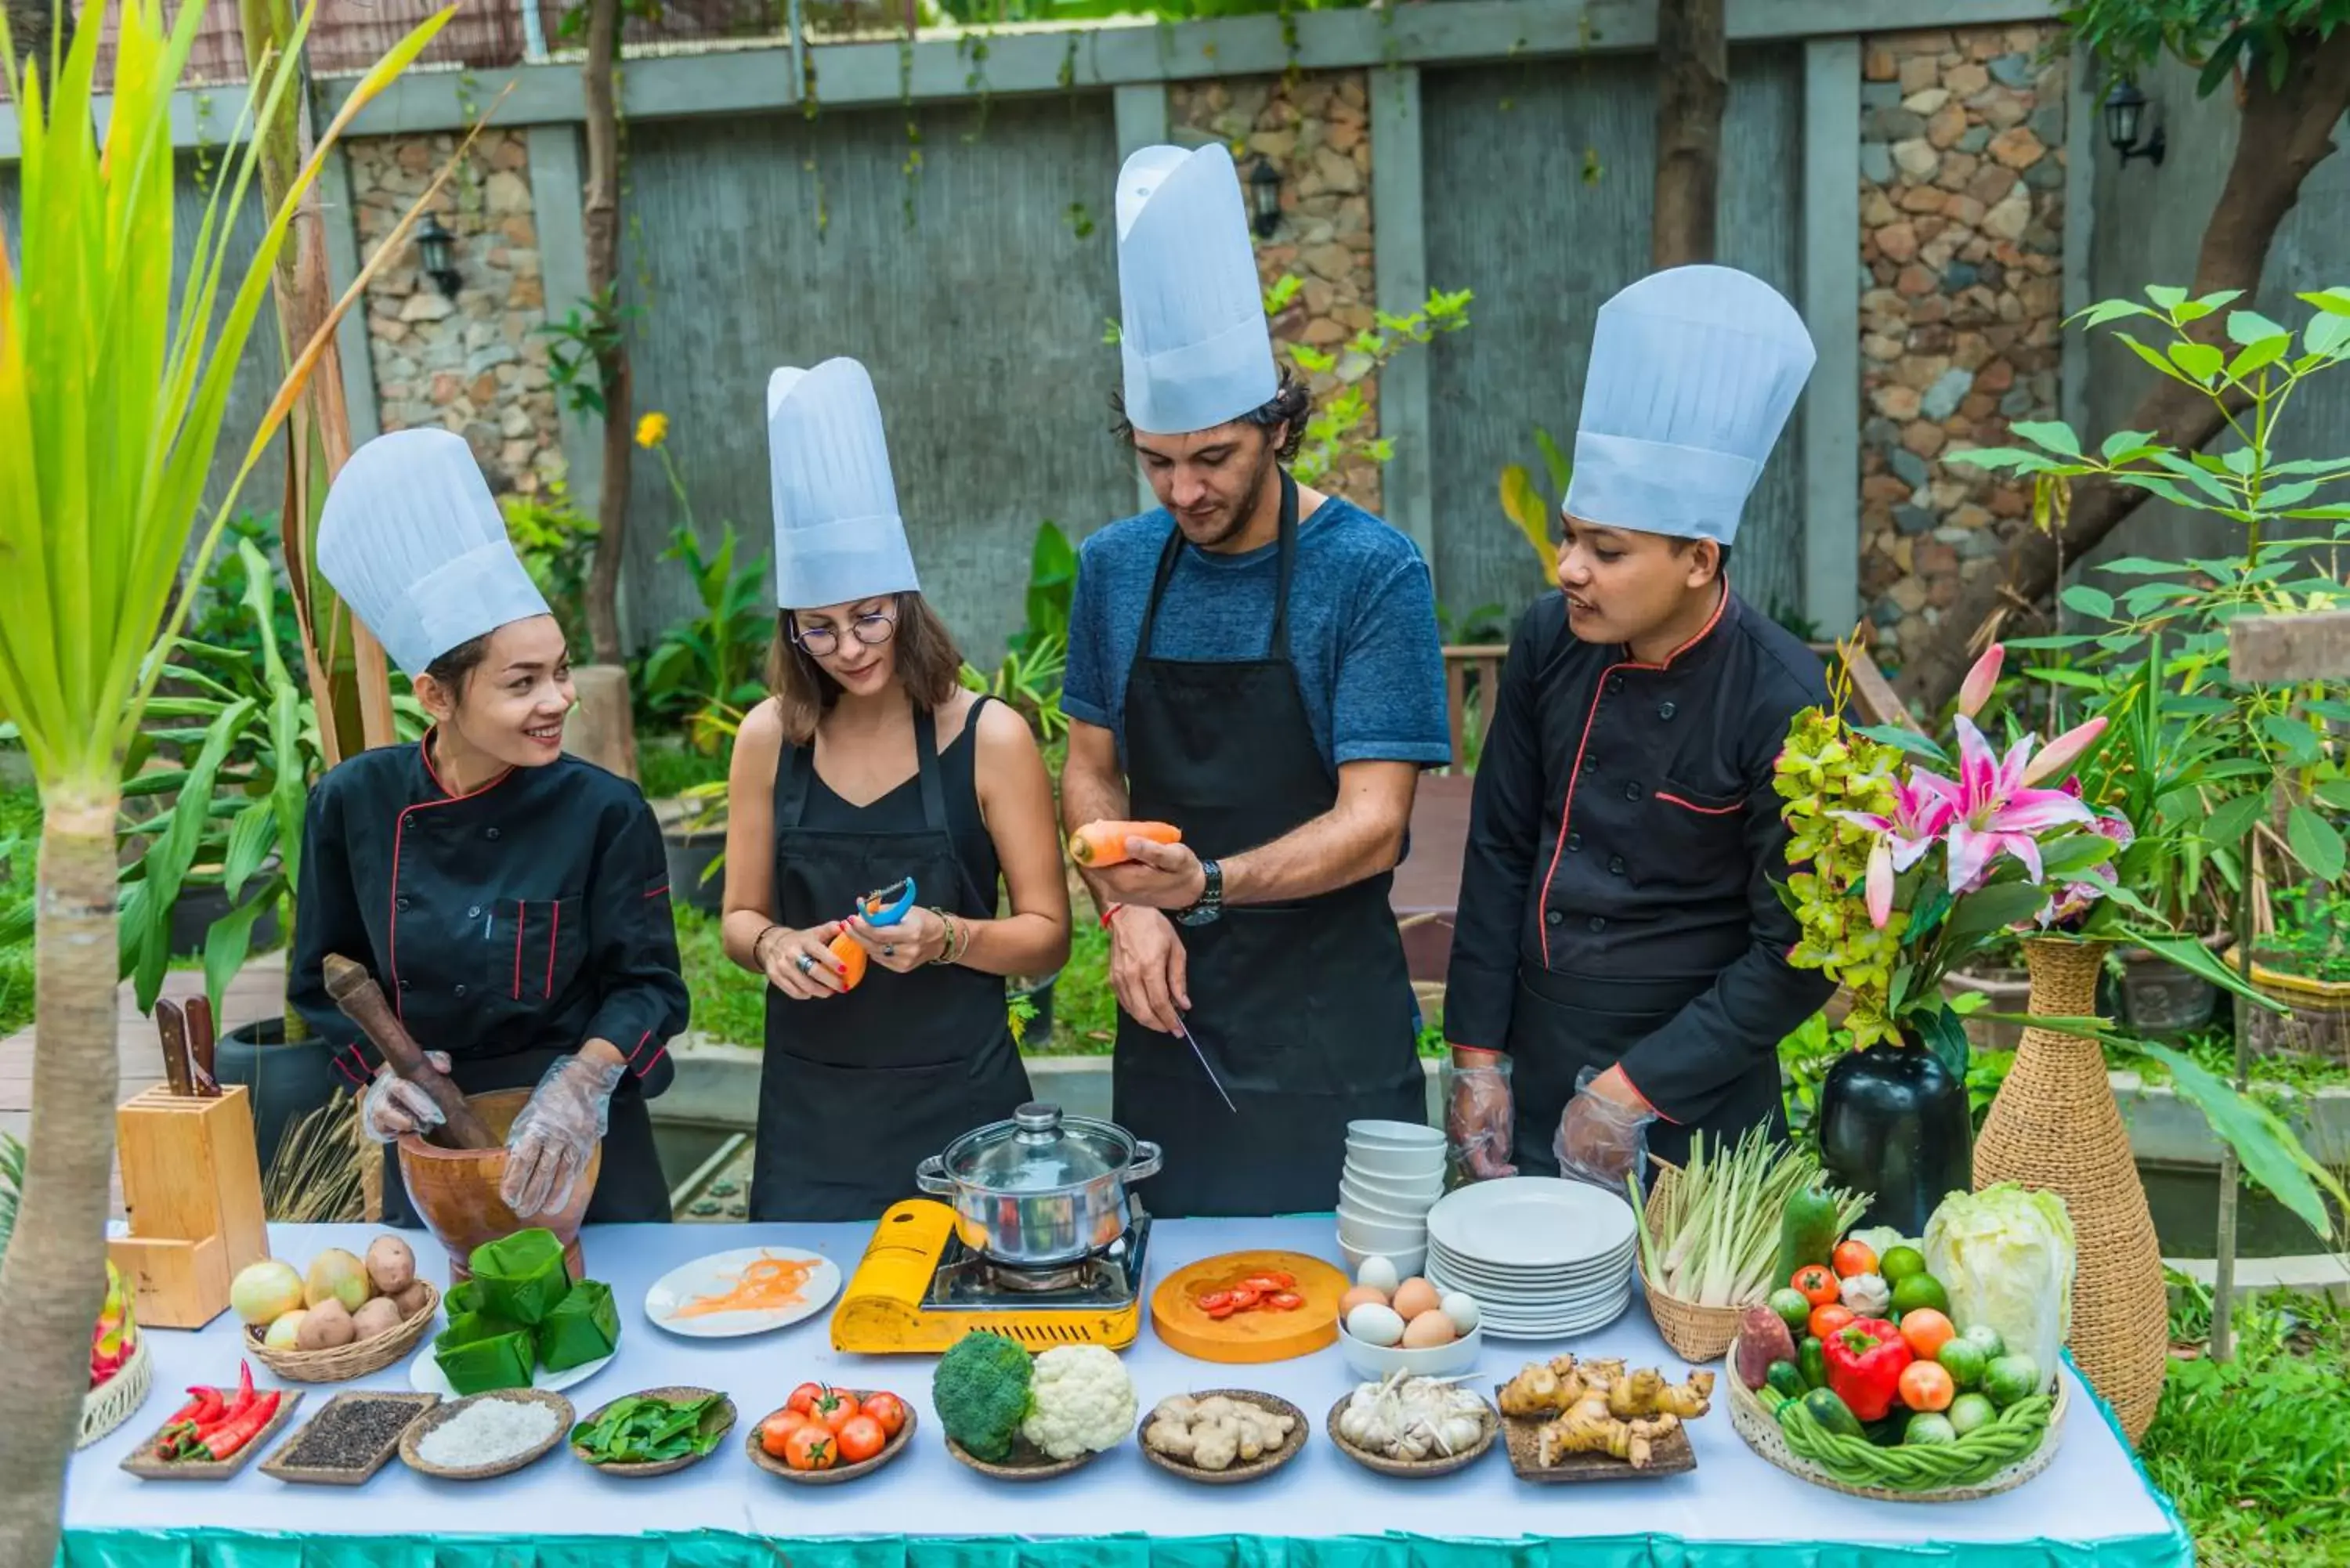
{"left": 825, "top": 928, "right": 868, "bottom": 991}
{"left": 1068, "top": 819, "right": 1182, "bottom": 868}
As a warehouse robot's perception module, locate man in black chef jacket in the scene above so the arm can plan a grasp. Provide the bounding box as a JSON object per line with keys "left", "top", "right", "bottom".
{"left": 1444, "top": 264, "right": 1837, "bottom": 1188}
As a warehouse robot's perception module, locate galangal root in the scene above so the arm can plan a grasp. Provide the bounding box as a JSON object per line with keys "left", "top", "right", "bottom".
{"left": 1499, "top": 1355, "right": 1715, "bottom": 1469}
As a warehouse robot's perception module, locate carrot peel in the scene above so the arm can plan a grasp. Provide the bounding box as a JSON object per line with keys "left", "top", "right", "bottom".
{"left": 1069, "top": 819, "right": 1182, "bottom": 868}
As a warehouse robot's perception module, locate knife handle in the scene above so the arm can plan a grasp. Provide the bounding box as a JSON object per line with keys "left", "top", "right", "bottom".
{"left": 155, "top": 1002, "right": 194, "bottom": 1098}
{"left": 183, "top": 995, "right": 219, "bottom": 1097}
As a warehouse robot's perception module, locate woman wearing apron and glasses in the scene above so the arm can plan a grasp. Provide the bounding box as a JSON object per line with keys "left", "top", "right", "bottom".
{"left": 291, "top": 428, "right": 690, "bottom": 1225}
{"left": 719, "top": 357, "right": 1072, "bottom": 1222}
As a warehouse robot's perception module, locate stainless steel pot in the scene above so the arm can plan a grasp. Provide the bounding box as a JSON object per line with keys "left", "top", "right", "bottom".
{"left": 915, "top": 1102, "right": 1162, "bottom": 1267}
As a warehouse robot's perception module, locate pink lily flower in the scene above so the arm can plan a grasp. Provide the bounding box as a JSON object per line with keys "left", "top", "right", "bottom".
{"left": 1864, "top": 837, "right": 1896, "bottom": 930}
{"left": 1957, "top": 643, "right": 2005, "bottom": 720}
{"left": 1831, "top": 775, "right": 1956, "bottom": 873}
{"left": 2021, "top": 717, "right": 2110, "bottom": 787}
{"left": 1914, "top": 716, "right": 2095, "bottom": 893}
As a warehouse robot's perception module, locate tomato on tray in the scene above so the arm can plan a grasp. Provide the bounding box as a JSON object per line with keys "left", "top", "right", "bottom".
{"left": 861, "top": 1392, "right": 908, "bottom": 1437}
{"left": 784, "top": 1424, "right": 837, "bottom": 1472}
{"left": 837, "top": 1414, "right": 888, "bottom": 1465}
{"left": 1791, "top": 1264, "right": 1839, "bottom": 1306}
{"left": 759, "top": 1411, "right": 806, "bottom": 1458}
{"left": 785, "top": 1382, "right": 827, "bottom": 1416}
{"left": 810, "top": 1387, "right": 861, "bottom": 1433}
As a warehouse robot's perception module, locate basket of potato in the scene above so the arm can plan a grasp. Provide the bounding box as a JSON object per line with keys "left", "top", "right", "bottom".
{"left": 233, "top": 1236, "right": 440, "bottom": 1383}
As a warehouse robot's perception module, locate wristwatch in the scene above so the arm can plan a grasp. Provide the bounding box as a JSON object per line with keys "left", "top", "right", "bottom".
{"left": 1176, "top": 858, "right": 1224, "bottom": 927}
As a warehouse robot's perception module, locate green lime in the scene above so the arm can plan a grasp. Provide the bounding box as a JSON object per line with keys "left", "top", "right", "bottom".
{"left": 1984, "top": 1353, "right": 2042, "bottom": 1409}
{"left": 1903, "top": 1413, "right": 1958, "bottom": 1446}
{"left": 1880, "top": 1245, "right": 1928, "bottom": 1283}
{"left": 1890, "top": 1272, "right": 1950, "bottom": 1317}
{"left": 1947, "top": 1393, "right": 1997, "bottom": 1436}
{"left": 1770, "top": 1288, "right": 1815, "bottom": 1335}
{"left": 1934, "top": 1337, "right": 1987, "bottom": 1391}
{"left": 1963, "top": 1324, "right": 2006, "bottom": 1360}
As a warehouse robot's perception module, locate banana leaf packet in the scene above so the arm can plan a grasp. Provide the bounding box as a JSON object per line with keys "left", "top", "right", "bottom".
{"left": 468, "top": 1227, "right": 572, "bottom": 1325}
{"left": 434, "top": 1311, "right": 535, "bottom": 1396}
{"left": 569, "top": 1393, "right": 729, "bottom": 1465}
{"left": 536, "top": 1277, "right": 620, "bottom": 1372}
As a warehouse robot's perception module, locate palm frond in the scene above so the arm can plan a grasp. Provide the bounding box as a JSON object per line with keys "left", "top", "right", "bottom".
{"left": 0, "top": 1130, "right": 25, "bottom": 1262}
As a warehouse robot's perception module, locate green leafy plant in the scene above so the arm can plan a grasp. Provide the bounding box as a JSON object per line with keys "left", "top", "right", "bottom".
{"left": 962, "top": 520, "right": 1079, "bottom": 745}
{"left": 0, "top": 1129, "right": 21, "bottom": 1261}
{"left": 2250, "top": 887, "right": 2350, "bottom": 984}
{"left": 501, "top": 479, "right": 600, "bottom": 657}
{"left": 1498, "top": 425, "right": 1570, "bottom": 583}
{"left": 183, "top": 508, "right": 306, "bottom": 675}
{"left": 642, "top": 521, "right": 773, "bottom": 757}
{"left": 1276, "top": 280, "right": 1473, "bottom": 488}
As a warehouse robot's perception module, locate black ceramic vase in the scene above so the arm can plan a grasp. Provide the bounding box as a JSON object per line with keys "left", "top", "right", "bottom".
{"left": 1817, "top": 1042, "right": 1973, "bottom": 1237}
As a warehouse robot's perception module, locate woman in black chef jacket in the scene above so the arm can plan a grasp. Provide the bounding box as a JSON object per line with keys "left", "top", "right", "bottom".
{"left": 290, "top": 428, "right": 689, "bottom": 1225}
{"left": 719, "top": 356, "right": 1071, "bottom": 1222}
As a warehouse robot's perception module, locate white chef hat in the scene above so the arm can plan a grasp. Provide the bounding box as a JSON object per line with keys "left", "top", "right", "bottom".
{"left": 316, "top": 428, "right": 551, "bottom": 678}
{"left": 1115, "top": 143, "right": 1278, "bottom": 436}
{"left": 766, "top": 356, "right": 920, "bottom": 610}
{"left": 1563, "top": 264, "right": 1817, "bottom": 547}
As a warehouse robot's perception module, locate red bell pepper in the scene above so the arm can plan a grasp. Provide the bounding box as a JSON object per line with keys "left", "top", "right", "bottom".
{"left": 1822, "top": 1317, "right": 1913, "bottom": 1422}
{"left": 191, "top": 1389, "right": 281, "bottom": 1462}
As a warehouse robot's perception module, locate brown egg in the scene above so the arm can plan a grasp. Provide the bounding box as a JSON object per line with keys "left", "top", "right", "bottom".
{"left": 1390, "top": 1277, "right": 1441, "bottom": 1321}
{"left": 1339, "top": 1284, "right": 1390, "bottom": 1317}
{"left": 1401, "top": 1310, "right": 1458, "bottom": 1349}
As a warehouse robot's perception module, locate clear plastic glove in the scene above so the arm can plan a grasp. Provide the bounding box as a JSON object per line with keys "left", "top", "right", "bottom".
{"left": 360, "top": 1053, "right": 453, "bottom": 1143}
{"left": 1552, "top": 1065, "right": 1658, "bottom": 1194}
{"left": 1443, "top": 1053, "right": 1518, "bottom": 1181}
{"left": 501, "top": 1054, "right": 624, "bottom": 1216}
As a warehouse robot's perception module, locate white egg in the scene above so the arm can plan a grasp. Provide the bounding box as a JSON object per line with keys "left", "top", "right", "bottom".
{"left": 1346, "top": 1302, "right": 1406, "bottom": 1348}
{"left": 1354, "top": 1255, "right": 1401, "bottom": 1295}
{"left": 1439, "top": 1291, "right": 1480, "bottom": 1335}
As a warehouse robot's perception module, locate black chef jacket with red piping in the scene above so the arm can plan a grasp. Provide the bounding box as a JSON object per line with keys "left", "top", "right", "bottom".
{"left": 1443, "top": 585, "right": 1835, "bottom": 1120}
{"left": 287, "top": 737, "right": 687, "bottom": 1100}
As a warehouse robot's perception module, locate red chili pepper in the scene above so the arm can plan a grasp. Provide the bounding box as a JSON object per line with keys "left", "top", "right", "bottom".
{"left": 164, "top": 1386, "right": 219, "bottom": 1427}
{"left": 193, "top": 1389, "right": 281, "bottom": 1462}
{"left": 1822, "top": 1317, "right": 1913, "bottom": 1423}
{"left": 221, "top": 1361, "right": 256, "bottom": 1421}
{"left": 183, "top": 1388, "right": 226, "bottom": 1428}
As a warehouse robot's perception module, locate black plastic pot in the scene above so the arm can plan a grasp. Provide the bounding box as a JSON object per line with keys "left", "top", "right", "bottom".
{"left": 212, "top": 1017, "right": 345, "bottom": 1177}
{"left": 168, "top": 881, "right": 282, "bottom": 958}
{"left": 663, "top": 826, "right": 726, "bottom": 916}
{"left": 1817, "top": 1042, "right": 1974, "bottom": 1237}
{"left": 2110, "top": 944, "right": 2219, "bottom": 1039}
{"left": 1011, "top": 971, "right": 1060, "bottom": 1046}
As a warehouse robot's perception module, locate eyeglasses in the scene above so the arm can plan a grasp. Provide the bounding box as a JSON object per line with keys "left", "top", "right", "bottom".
{"left": 793, "top": 612, "right": 897, "bottom": 657}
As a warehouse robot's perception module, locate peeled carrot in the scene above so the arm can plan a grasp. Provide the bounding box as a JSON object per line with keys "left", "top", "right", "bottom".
{"left": 825, "top": 928, "right": 868, "bottom": 991}
{"left": 1068, "top": 819, "right": 1183, "bottom": 868}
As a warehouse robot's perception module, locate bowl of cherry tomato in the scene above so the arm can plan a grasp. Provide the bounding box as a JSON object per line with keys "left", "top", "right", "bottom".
{"left": 748, "top": 1384, "right": 916, "bottom": 1484}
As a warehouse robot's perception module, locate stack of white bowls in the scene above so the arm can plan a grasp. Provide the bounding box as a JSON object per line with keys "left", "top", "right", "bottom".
{"left": 1336, "top": 1119, "right": 1446, "bottom": 1277}
{"left": 1422, "top": 1177, "right": 1637, "bottom": 1339}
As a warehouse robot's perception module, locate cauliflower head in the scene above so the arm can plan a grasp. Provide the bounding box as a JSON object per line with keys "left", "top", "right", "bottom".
{"left": 1019, "top": 1345, "right": 1137, "bottom": 1460}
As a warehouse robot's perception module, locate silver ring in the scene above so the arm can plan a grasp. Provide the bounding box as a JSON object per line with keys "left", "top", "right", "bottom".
{"left": 883, "top": 943, "right": 896, "bottom": 958}
{"left": 794, "top": 952, "right": 815, "bottom": 974}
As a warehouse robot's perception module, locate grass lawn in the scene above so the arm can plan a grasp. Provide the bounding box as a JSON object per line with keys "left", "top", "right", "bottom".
{"left": 0, "top": 784, "right": 39, "bottom": 1037}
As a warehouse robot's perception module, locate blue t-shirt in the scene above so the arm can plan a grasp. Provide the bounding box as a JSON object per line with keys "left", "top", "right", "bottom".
{"left": 1061, "top": 496, "right": 1452, "bottom": 775}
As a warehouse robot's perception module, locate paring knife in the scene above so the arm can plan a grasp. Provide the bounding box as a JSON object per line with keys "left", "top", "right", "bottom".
{"left": 1170, "top": 1014, "right": 1238, "bottom": 1114}
{"left": 183, "top": 995, "right": 219, "bottom": 1098}
{"left": 154, "top": 1000, "right": 193, "bottom": 1098}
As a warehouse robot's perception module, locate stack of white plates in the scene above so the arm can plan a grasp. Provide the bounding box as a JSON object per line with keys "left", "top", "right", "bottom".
{"left": 1421, "top": 1177, "right": 1638, "bottom": 1339}
{"left": 1336, "top": 1120, "right": 1446, "bottom": 1277}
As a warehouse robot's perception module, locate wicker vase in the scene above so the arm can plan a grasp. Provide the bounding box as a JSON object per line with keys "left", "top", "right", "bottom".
{"left": 1972, "top": 937, "right": 2168, "bottom": 1443}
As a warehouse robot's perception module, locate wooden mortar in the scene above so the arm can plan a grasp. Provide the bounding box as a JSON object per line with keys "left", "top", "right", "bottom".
{"left": 398, "top": 1087, "right": 603, "bottom": 1282}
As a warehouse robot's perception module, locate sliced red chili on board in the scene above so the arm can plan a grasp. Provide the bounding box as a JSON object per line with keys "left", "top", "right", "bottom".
{"left": 1196, "top": 1291, "right": 1234, "bottom": 1313}
{"left": 1228, "top": 1287, "right": 1263, "bottom": 1310}
{"left": 1267, "top": 1292, "right": 1303, "bottom": 1310}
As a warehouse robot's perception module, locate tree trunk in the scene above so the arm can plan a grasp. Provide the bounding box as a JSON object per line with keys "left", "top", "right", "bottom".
{"left": 1650, "top": 0, "right": 1727, "bottom": 269}
{"left": 1891, "top": 27, "right": 2350, "bottom": 710}
{"left": 580, "top": 0, "right": 632, "bottom": 667}
{"left": 0, "top": 801, "right": 124, "bottom": 1568}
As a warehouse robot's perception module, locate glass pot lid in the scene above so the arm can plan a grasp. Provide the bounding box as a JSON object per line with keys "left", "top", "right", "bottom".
{"left": 945, "top": 1103, "right": 1133, "bottom": 1193}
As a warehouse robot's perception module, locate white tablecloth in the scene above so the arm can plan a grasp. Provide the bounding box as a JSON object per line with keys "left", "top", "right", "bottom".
{"left": 65, "top": 1219, "right": 2190, "bottom": 1566}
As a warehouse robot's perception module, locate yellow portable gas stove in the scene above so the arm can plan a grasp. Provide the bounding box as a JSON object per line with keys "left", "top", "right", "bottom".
{"left": 830, "top": 1198, "right": 1152, "bottom": 1354}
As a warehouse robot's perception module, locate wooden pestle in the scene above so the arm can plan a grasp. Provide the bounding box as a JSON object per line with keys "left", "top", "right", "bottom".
{"left": 322, "top": 953, "right": 498, "bottom": 1151}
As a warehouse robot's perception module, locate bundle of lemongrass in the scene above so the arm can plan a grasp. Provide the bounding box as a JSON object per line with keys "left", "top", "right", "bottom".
{"left": 1632, "top": 1126, "right": 1867, "bottom": 1308}
{"left": 263, "top": 1088, "right": 368, "bottom": 1223}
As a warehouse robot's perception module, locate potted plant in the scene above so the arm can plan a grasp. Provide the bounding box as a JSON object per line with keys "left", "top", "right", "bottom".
{"left": 2240, "top": 886, "right": 2350, "bottom": 1063}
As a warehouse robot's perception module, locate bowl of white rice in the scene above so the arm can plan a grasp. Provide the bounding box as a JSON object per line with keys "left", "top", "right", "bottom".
{"left": 400, "top": 1389, "right": 576, "bottom": 1481}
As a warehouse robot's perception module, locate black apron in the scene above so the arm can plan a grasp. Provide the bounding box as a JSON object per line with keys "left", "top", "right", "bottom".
{"left": 1110, "top": 475, "right": 1424, "bottom": 1218}
{"left": 751, "top": 703, "right": 1034, "bottom": 1222}
{"left": 1503, "top": 965, "right": 1788, "bottom": 1177}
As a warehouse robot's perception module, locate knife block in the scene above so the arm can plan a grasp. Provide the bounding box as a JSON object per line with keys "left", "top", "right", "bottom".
{"left": 107, "top": 1085, "right": 269, "bottom": 1328}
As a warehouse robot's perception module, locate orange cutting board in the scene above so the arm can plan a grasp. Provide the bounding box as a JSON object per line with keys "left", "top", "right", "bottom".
{"left": 1151, "top": 1250, "right": 1353, "bottom": 1364}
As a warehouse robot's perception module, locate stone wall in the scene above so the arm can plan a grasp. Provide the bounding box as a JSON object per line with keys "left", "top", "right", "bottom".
{"left": 346, "top": 130, "right": 565, "bottom": 497}
{"left": 1856, "top": 24, "right": 2069, "bottom": 656}
{"left": 1169, "top": 72, "right": 1383, "bottom": 511}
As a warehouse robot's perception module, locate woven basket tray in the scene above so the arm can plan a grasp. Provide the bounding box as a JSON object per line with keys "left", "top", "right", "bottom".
{"left": 80, "top": 1335, "right": 155, "bottom": 1450}
{"left": 246, "top": 1284, "right": 441, "bottom": 1384}
{"left": 1640, "top": 1165, "right": 1746, "bottom": 1364}
{"left": 1724, "top": 1335, "right": 2066, "bottom": 1502}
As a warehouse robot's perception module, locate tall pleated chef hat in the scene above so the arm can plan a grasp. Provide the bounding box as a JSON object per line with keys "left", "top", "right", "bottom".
{"left": 1563, "top": 264, "right": 1817, "bottom": 547}
{"left": 1115, "top": 143, "right": 1278, "bottom": 436}
{"left": 316, "top": 428, "right": 551, "bottom": 679}
{"left": 766, "top": 356, "right": 920, "bottom": 610}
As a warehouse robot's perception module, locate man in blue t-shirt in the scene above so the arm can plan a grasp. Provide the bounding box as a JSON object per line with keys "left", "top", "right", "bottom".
{"left": 1058, "top": 142, "right": 1450, "bottom": 1219}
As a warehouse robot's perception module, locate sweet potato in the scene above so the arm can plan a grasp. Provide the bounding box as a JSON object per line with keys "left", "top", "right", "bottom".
{"left": 1736, "top": 1304, "right": 1797, "bottom": 1389}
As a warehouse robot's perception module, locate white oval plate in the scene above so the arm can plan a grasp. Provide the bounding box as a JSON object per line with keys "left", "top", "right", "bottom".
{"left": 1425, "top": 1178, "right": 1637, "bottom": 1269}
{"left": 410, "top": 1345, "right": 614, "bottom": 1397}
{"left": 643, "top": 1247, "right": 842, "bottom": 1339}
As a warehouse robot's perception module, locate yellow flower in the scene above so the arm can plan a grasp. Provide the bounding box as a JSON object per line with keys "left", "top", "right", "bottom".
{"left": 634, "top": 411, "right": 670, "bottom": 450}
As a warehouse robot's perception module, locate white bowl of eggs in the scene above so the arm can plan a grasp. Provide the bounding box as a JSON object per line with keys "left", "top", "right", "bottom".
{"left": 1334, "top": 1255, "right": 1483, "bottom": 1380}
